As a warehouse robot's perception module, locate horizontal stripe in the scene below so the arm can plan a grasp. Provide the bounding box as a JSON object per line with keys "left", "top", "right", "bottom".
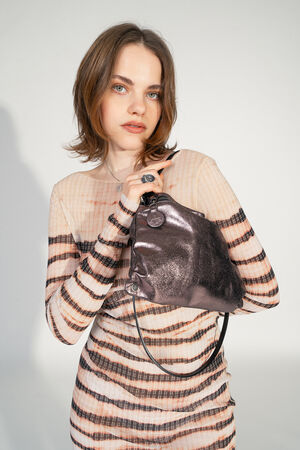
{"left": 118, "top": 198, "right": 137, "bottom": 216}
{"left": 107, "top": 213, "right": 130, "bottom": 235}
{"left": 74, "top": 371, "right": 229, "bottom": 413}
{"left": 48, "top": 232, "right": 75, "bottom": 245}
{"left": 80, "top": 350, "right": 224, "bottom": 386}
{"left": 71, "top": 396, "right": 232, "bottom": 432}
{"left": 70, "top": 422, "right": 235, "bottom": 449}
{"left": 215, "top": 207, "right": 246, "bottom": 228}
{"left": 47, "top": 250, "right": 80, "bottom": 267}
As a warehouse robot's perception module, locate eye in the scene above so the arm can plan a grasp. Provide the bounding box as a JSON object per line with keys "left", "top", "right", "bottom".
{"left": 112, "top": 84, "right": 127, "bottom": 93}
{"left": 148, "top": 92, "right": 161, "bottom": 100}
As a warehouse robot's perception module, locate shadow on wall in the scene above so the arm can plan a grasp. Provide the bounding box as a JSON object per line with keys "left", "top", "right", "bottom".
{"left": 0, "top": 107, "right": 73, "bottom": 449}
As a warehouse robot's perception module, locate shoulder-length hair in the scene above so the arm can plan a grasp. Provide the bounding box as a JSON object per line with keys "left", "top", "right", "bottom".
{"left": 63, "top": 22, "right": 177, "bottom": 171}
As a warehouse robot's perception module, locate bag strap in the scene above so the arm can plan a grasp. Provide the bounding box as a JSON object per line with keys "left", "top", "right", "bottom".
{"left": 157, "top": 149, "right": 180, "bottom": 174}
{"left": 132, "top": 294, "right": 229, "bottom": 378}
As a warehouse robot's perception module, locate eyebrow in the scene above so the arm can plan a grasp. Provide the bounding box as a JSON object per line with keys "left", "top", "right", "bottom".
{"left": 111, "top": 74, "right": 162, "bottom": 90}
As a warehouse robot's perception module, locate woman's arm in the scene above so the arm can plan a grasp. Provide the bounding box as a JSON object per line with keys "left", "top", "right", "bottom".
{"left": 45, "top": 184, "right": 139, "bottom": 345}
{"left": 197, "top": 156, "right": 280, "bottom": 315}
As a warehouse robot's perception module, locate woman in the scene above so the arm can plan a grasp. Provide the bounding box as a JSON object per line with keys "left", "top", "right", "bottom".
{"left": 45, "top": 22, "right": 280, "bottom": 449}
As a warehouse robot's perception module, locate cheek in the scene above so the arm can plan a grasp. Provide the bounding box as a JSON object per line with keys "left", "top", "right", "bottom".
{"left": 100, "top": 99, "right": 116, "bottom": 130}
{"left": 151, "top": 103, "right": 162, "bottom": 124}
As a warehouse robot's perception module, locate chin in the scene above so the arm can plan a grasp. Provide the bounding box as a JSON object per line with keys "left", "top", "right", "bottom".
{"left": 115, "top": 137, "right": 144, "bottom": 150}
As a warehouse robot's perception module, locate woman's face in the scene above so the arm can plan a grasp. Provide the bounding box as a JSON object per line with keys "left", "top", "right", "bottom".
{"left": 100, "top": 43, "right": 163, "bottom": 154}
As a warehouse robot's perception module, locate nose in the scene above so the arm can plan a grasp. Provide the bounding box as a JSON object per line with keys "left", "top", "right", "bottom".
{"left": 127, "top": 91, "right": 146, "bottom": 116}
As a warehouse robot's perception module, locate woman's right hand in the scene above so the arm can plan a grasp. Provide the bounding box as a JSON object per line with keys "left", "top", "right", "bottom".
{"left": 122, "top": 159, "right": 173, "bottom": 206}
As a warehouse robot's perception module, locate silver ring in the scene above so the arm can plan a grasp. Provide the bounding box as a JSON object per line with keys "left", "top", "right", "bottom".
{"left": 141, "top": 173, "right": 155, "bottom": 183}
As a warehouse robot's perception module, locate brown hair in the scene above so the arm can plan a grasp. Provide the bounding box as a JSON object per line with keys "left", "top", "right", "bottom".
{"left": 63, "top": 22, "right": 177, "bottom": 171}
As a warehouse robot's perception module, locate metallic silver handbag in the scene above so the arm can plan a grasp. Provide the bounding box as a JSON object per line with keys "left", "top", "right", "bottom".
{"left": 124, "top": 150, "right": 245, "bottom": 378}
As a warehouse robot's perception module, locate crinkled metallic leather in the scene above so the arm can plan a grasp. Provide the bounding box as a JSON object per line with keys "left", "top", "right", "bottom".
{"left": 125, "top": 192, "right": 245, "bottom": 313}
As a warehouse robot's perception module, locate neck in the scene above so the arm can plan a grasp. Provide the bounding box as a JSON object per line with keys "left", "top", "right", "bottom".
{"left": 104, "top": 149, "right": 139, "bottom": 173}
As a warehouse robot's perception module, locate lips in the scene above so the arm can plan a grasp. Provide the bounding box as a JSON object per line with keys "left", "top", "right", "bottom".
{"left": 122, "top": 121, "right": 146, "bottom": 129}
{"left": 121, "top": 121, "right": 146, "bottom": 134}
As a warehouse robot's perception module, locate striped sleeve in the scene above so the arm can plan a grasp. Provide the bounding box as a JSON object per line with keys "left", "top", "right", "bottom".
{"left": 197, "top": 156, "right": 280, "bottom": 315}
{"left": 45, "top": 184, "right": 139, "bottom": 345}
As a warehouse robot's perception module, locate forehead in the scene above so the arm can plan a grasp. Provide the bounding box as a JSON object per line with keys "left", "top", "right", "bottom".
{"left": 112, "top": 43, "right": 162, "bottom": 84}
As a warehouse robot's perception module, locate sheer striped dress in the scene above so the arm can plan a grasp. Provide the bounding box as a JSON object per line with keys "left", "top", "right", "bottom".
{"left": 45, "top": 149, "right": 280, "bottom": 449}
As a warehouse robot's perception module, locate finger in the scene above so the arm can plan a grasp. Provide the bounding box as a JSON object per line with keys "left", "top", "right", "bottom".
{"left": 127, "top": 177, "right": 161, "bottom": 188}
{"left": 140, "top": 161, "right": 172, "bottom": 174}
{"left": 137, "top": 183, "right": 162, "bottom": 195}
{"left": 130, "top": 168, "right": 167, "bottom": 184}
{"left": 127, "top": 171, "right": 161, "bottom": 185}
{"left": 145, "top": 159, "right": 173, "bottom": 169}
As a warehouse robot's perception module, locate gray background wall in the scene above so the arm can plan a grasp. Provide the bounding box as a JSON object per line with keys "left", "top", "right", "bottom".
{"left": 0, "top": 0, "right": 299, "bottom": 448}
